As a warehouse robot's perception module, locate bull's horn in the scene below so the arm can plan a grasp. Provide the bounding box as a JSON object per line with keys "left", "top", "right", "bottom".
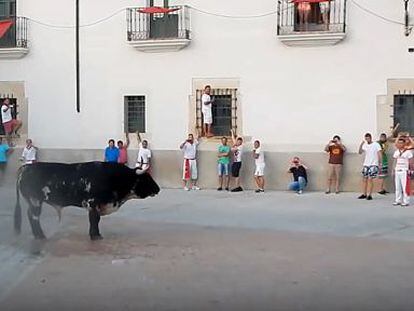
{"left": 135, "top": 168, "right": 146, "bottom": 175}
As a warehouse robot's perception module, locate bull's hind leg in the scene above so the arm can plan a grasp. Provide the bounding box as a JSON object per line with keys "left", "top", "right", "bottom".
{"left": 27, "top": 202, "right": 46, "bottom": 240}
{"left": 88, "top": 207, "right": 103, "bottom": 240}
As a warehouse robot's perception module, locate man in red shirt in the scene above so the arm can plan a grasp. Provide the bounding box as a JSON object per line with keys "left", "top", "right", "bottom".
{"left": 325, "top": 135, "right": 346, "bottom": 194}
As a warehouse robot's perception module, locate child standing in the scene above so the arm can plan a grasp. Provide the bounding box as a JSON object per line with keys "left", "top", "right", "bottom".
{"left": 393, "top": 138, "right": 413, "bottom": 207}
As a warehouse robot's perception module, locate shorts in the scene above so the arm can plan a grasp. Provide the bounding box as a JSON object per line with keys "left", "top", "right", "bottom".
{"left": 3, "top": 119, "right": 18, "bottom": 134}
{"left": 254, "top": 163, "right": 265, "bottom": 177}
{"left": 319, "top": 3, "right": 330, "bottom": 14}
{"left": 183, "top": 159, "right": 197, "bottom": 180}
{"left": 378, "top": 165, "right": 388, "bottom": 178}
{"left": 202, "top": 110, "right": 212, "bottom": 125}
{"left": 217, "top": 163, "right": 230, "bottom": 176}
{"left": 362, "top": 165, "right": 379, "bottom": 179}
{"left": 232, "top": 162, "right": 242, "bottom": 178}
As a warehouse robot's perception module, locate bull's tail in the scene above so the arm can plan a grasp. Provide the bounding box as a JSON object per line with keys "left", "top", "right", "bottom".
{"left": 14, "top": 166, "right": 24, "bottom": 235}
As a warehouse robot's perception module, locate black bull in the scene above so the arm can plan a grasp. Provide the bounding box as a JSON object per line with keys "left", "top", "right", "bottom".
{"left": 14, "top": 162, "right": 160, "bottom": 240}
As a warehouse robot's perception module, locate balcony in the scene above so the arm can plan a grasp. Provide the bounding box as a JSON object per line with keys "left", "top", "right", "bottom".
{"left": 277, "top": 0, "right": 346, "bottom": 47}
{"left": 126, "top": 5, "right": 191, "bottom": 53}
{"left": 0, "top": 16, "right": 29, "bottom": 59}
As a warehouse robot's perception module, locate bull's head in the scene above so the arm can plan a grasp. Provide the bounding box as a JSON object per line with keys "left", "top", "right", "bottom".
{"left": 133, "top": 168, "right": 160, "bottom": 199}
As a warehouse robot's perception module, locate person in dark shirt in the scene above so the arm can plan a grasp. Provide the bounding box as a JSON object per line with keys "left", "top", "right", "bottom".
{"left": 288, "top": 157, "right": 308, "bottom": 194}
{"left": 324, "top": 135, "right": 346, "bottom": 194}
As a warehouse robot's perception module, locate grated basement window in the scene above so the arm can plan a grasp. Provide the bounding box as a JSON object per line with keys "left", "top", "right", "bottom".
{"left": 124, "top": 96, "right": 146, "bottom": 133}
{"left": 394, "top": 95, "right": 414, "bottom": 135}
{"left": 0, "top": 95, "right": 17, "bottom": 136}
{"left": 196, "top": 88, "right": 238, "bottom": 137}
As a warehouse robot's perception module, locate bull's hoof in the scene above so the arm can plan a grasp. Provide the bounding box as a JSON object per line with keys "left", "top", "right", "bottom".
{"left": 90, "top": 235, "right": 103, "bottom": 241}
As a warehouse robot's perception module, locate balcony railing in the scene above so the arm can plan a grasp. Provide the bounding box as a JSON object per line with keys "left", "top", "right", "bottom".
{"left": 277, "top": 0, "right": 346, "bottom": 46}
{"left": 0, "top": 16, "right": 28, "bottom": 49}
{"left": 127, "top": 5, "right": 190, "bottom": 42}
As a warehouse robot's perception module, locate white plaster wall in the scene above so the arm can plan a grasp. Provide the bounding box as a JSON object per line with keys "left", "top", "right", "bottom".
{"left": 1, "top": 0, "right": 414, "bottom": 152}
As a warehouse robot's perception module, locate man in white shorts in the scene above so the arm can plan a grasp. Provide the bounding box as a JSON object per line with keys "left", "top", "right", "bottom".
{"left": 358, "top": 133, "right": 382, "bottom": 201}
{"left": 253, "top": 140, "right": 265, "bottom": 193}
{"left": 180, "top": 133, "right": 200, "bottom": 191}
{"left": 201, "top": 85, "right": 214, "bottom": 137}
{"left": 393, "top": 137, "right": 413, "bottom": 207}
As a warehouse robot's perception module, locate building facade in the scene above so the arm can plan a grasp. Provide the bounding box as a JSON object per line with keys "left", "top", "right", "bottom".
{"left": 0, "top": 0, "right": 414, "bottom": 190}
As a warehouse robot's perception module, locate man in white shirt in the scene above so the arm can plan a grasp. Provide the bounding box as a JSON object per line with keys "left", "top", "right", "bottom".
{"left": 21, "top": 139, "right": 38, "bottom": 164}
{"left": 253, "top": 140, "right": 265, "bottom": 193}
{"left": 136, "top": 133, "right": 152, "bottom": 171}
{"left": 358, "top": 133, "right": 382, "bottom": 200}
{"left": 393, "top": 138, "right": 413, "bottom": 207}
{"left": 201, "top": 85, "right": 214, "bottom": 138}
{"left": 1, "top": 98, "right": 22, "bottom": 146}
{"left": 180, "top": 133, "right": 200, "bottom": 191}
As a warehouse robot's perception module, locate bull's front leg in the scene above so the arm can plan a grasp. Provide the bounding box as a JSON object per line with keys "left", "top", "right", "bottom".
{"left": 88, "top": 206, "right": 103, "bottom": 241}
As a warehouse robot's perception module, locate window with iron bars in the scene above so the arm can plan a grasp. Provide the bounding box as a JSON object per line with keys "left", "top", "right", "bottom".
{"left": 196, "top": 88, "right": 238, "bottom": 137}
{"left": 124, "top": 96, "right": 146, "bottom": 133}
{"left": 394, "top": 95, "right": 414, "bottom": 135}
{"left": 0, "top": 95, "right": 17, "bottom": 136}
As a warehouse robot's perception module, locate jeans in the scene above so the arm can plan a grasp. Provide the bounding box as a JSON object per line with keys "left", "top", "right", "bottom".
{"left": 289, "top": 177, "right": 307, "bottom": 192}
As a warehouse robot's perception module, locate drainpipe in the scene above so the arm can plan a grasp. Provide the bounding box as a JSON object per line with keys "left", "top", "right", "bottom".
{"left": 75, "top": 0, "right": 80, "bottom": 113}
{"left": 405, "top": 0, "right": 411, "bottom": 36}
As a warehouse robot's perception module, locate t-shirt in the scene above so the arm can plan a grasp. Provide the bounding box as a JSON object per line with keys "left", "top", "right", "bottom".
{"left": 137, "top": 147, "right": 152, "bottom": 164}
{"left": 254, "top": 147, "right": 265, "bottom": 165}
{"left": 378, "top": 141, "right": 389, "bottom": 167}
{"left": 201, "top": 94, "right": 211, "bottom": 114}
{"left": 362, "top": 142, "right": 382, "bottom": 166}
{"left": 289, "top": 165, "right": 308, "bottom": 182}
{"left": 218, "top": 145, "right": 231, "bottom": 165}
{"left": 328, "top": 144, "right": 344, "bottom": 165}
{"left": 118, "top": 147, "right": 128, "bottom": 164}
{"left": 1, "top": 104, "right": 12, "bottom": 123}
{"left": 22, "top": 146, "right": 37, "bottom": 164}
{"left": 393, "top": 149, "right": 413, "bottom": 171}
{"left": 233, "top": 145, "right": 243, "bottom": 163}
{"left": 0, "top": 143, "right": 9, "bottom": 163}
{"left": 182, "top": 140, "right": 198, "bottom": 159}
{"left": 105, "top": 147, "right": 119, "bottom": 163}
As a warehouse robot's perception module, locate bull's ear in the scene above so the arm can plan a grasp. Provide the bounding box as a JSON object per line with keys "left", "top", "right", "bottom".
{"left": 135, "top": 168, "right": 146, "bottom": 175}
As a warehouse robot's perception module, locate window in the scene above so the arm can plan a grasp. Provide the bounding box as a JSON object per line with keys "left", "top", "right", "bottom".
{"left": 0, "top": 95, "right": 17, "bottom": 136}
{"left": 124, "top": 96, "right": 146, "bottom": 133}
{"left": 394, "top": 95, "right": 414, "bottom": 134}
{"left": 196, "top": 88, "right": 238, "bottom": 137}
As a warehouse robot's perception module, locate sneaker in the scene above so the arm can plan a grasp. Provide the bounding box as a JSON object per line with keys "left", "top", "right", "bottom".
{"left": 260, "top": 189, "right": 265, "bottom": 193}
{"left": 366, "top": 195, "right": 373, "bottom": 201}
{"left": 335, "top": 191, "right": 340, "bottom": 194}
{"left": 225, "top": 187, "right": 230, "bottom": 191}
{"left": 358, "top": 194, "right": 367, "bottom": 199}
{"left": 392, "top": 202, "right": 401, "bottom": 206}
{"left": 378, "top": 190, "right": 387, "bottom": 195}
{"left": 297, "top": 190, "right": 303, "bottom": 194}
{"left": 192, "top": 186, "right": 200, "bottom": 191}
{"left": 231, "top": 187, "right": 243, "bottom": 192}
{"left": 325, "top": 190, "right": 331, "bottom": 194}
{"left": 255, "top": 189, "right": 261, "bottom": 193}
{"left": 184, "top": 186, "right": 190, "bottom": 191}
{"left": 401, "top": 203, "right": 409, "bottom": 207}
{"left": 217, "top": 187, "right": 223, "bottom": 191}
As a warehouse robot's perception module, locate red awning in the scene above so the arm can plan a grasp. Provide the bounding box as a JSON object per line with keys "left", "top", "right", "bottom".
{"left": 0, "top": 20, "right": 13, "bottom": 39}
{"left": 138, "top": 6, "right": 180, "bottom": 14}
{"left": 292, "top": 0, "right": 331, "bottom": 3}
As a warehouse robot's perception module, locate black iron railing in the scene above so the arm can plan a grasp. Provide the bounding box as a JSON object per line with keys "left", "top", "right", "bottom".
{"left": 277, "top": 0, "right": 346, "bottom": 35}
{"left": 0, "top": 16, "right": 28, "bottom": 48}
{"left": 126, "top": 5, "right": 190, "bottom": 41}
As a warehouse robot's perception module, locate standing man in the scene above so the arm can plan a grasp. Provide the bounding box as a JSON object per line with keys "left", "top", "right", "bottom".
{"left": 0, "top": 137, "right": 13, "bottom": 186}
{"left": 136, "top": 133, "right": 152, "bottom": 172}
{"left": 288, "top": 157, "right": 308, "bottom": 194}
{"left": 117, "top": 133, "right": 130, "bottom": 165}
{"left": 324, "top": 135, "right": 346, "bottom": 194}
{"left": 392, "top": 137, "right": 413, "bottom": 207}
{"left": 358, "top": 133, "right": 382, "bottom": 200}
{"left": 217, "top": 136, "right": 231, "bottom": 191}
{"left": 201, "top": 85, "right": 214, "bottom": 137}
{"left": 253, "top": 140, "right": 265, "bottom": 193}
{"left": 377, "top": 133, "right": 390, "bottom": 195}
{"left": 1, "top": 98, "right": 22, "bottom": 146}
{"left": 230, "top": 129, "right": 244, "bottom": 192}
{"left": 180, "top": 132, "right": 200, "bottom": 191}
{"left": 104, "top": 139, "right": 119, "bottom": 163}
{"left": 21, "top": 139, "right": 38, "bottom": 164}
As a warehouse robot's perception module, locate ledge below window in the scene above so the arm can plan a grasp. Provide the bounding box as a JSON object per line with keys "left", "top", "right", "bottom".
{"left": 278, "top": 32, "right": 346, "bottom": 47}
{"left": 0, "top": 47, "right": 29, "bottom": 59}
{"left": 128, "top": 39, "right": 191, "bottom": 53}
